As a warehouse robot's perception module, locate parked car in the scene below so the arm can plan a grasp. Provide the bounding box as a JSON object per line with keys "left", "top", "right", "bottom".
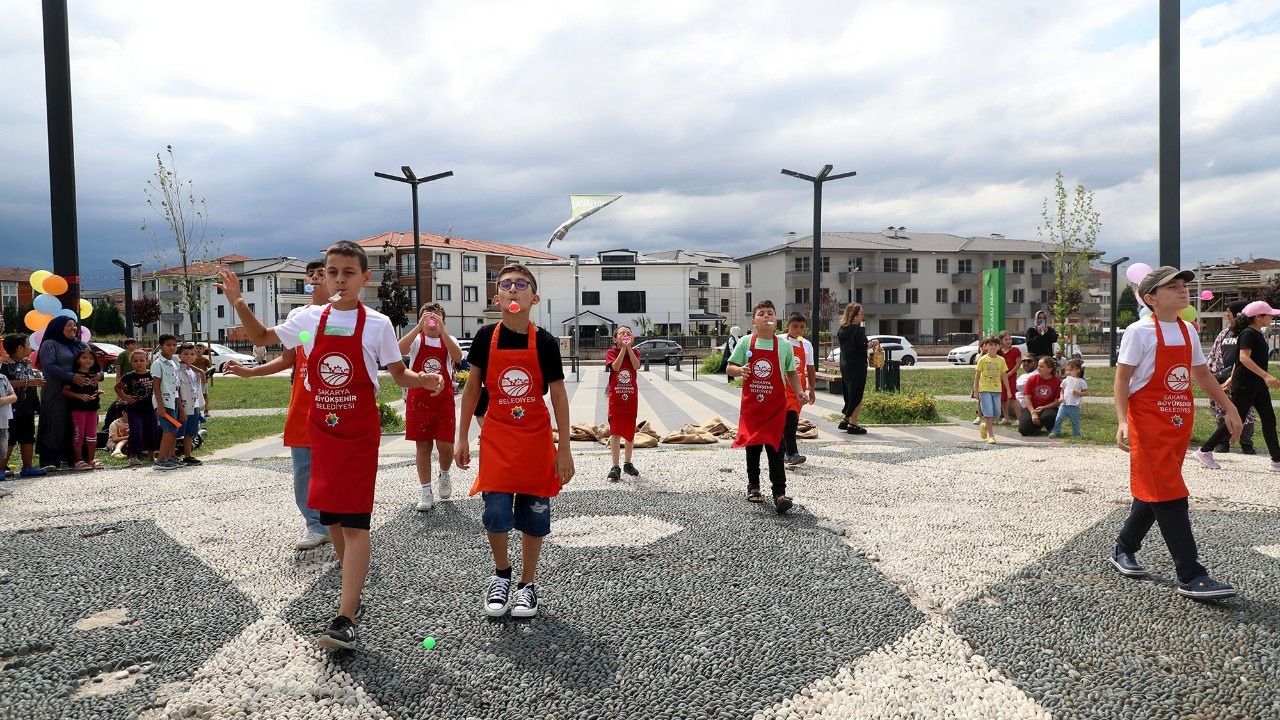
{"left": 89, "top": 342, "right": 125, "bottom": 370}
{"left": 632, "top": 339, "right": 684, "bottom": 364}
{"left": 948, "top": 335, "right": 1029, "bottom": 365}
{"left": 207, "top": 343, "right": 258, "bottom": 372}
{"left": 828, "top": 335, "right": 919, "bottom": 365}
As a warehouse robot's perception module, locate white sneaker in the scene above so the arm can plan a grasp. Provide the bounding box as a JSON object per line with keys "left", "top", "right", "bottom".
{"left": 437, "top": 471, "right": 452, "bottom": 500}
{"left": 485, "top": 575, "right": 513, "bottom": 617}
{"left": 511, "top": 583, "right": 539, "bottom": 618}
{"left": 1193, "top": 449, "right": 1220, "bottom": 470}
{"left": 294, "top": 531, "right": 330, "bottom": 550}
{"left": 416, "top": 484, "right": 435, "bottom": 512}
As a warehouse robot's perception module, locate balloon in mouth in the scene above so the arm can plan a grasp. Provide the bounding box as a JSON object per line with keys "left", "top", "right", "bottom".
{"left": 304, "top": 284, "right": 314, "bottom": 292}
{"left": 508, "top": 301, "right": 521, "bottom": 313}
{"left": 427, "top": 319, "right": 437, "bottom": 328}
{"left": 329, "top": 293, "right": 342, "bottom": 302}
{"left": 766, "top": 321, "right": 775, "bottom": 326}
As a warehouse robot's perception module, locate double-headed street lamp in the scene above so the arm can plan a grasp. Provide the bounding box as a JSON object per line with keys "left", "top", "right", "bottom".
{"left": 111, "top": 259, "right": 143, "bottom": 332}
{"left": 374, "top": 165, "right": 453, "bottom": 309}
{"left": 781, "top": 165, "right": 857, "bottom": 349}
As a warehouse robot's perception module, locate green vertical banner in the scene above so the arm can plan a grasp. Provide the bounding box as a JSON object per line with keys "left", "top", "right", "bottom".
{"left": 981, "top": 268, "right": 1006, "bottom": 336}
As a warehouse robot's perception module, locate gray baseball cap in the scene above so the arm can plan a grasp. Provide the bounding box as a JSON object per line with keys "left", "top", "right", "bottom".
{"left": 1137, "top": 266, "right": 1195, "bottom": 299}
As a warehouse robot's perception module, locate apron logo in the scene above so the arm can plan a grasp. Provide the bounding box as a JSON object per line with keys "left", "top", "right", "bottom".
{"left": 325, "top": 412, "right": 339, "bottom": 427}
{"left": 622, "top": 393, "right": 630, "bottom": 401}
{"left": 499, "top": 366, "right": 532, "bottom": 397}
{"left": 424, "top": 357, "right": 443, "bottom": 375}
{"left": 318, "top": 353, "right": 353, "bottom": 388}
{"left": 756, "top": 393, "right": 765, "bottom": 402}
{"left": 618, "top": 369, "right": 632, "bottom": 385}
{"left": 1164, "top": 365, "right": 1190, "bottom": 392}
{"left": 1172, "top": 415, "right": 1183, "bottom": 426}
{"left": 510, "top": 405, "right": 525, "bottom": 419}
{"left": 751, "top": 358, "right": 774, "bottom": 379}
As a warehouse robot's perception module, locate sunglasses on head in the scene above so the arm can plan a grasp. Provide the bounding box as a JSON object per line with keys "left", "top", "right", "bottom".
{"left": 498, "top": 279, "right": 531, "bottom": 291}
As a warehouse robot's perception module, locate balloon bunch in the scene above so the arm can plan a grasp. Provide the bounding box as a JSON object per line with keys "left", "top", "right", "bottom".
{"left": 24, "top": 270, "right": 92, "bottom": 346}
{"left": 1126, "top": 262, "right": 1199, "bottom": 328}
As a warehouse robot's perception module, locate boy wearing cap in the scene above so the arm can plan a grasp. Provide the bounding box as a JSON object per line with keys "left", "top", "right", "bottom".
{"left": 1111, "top": 267, "right": 1242, "bottom": 600}
{"left": 1195, "top": 300, "right": 1280, "bottom": 472}
{"left": 1205, "top": 300, "right": 1256, "bottom": 454}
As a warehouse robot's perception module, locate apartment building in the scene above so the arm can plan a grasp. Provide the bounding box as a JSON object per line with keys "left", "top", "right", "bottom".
{"left": 646, "top": 249, "right": 742, "bottom": 329}
{"left": 135, "top": 254, "right": 310, "bottom": 340}
{"left": 736, "top": 229, "right": 1103, "bottom": 339}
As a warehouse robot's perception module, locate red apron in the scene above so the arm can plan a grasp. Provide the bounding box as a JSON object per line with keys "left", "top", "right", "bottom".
{"left": 733, "top": 333, "right": 787, "bottom": 448}
{"left": 283, "top": 343, "right": 310, "bottom": 448}
{"left": 406, "top": 333, "right": 456, "bottom": 443}
{"left": 998, "top": 347, "right": 1021, "bottom": 401}
{"left": 306, "top": 304, "right": 381, "bottom": 513}
{"left": 468, "top": 322, "right": 561, "bottom": 498}
{"left": 606, "top": 348, "right": 639, "bottom": 441}
{"left": 1127, "top": 319, "right": 1195, "bottom": 502}
{"left": 783, "top": 336, "right": 808, "bottom": 414}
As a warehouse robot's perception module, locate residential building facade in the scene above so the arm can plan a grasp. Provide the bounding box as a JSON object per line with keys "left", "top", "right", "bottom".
{"left": 0, "top": 268, "right": 36, "bottom": 322}
{"left": 646, "top": 249, "right": 741, "bottom": 331}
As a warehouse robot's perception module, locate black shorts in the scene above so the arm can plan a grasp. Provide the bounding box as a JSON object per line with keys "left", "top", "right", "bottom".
{"left": 8, "top": 415, "right": 35, "bottom": 445}
{"left": 318, "top": 511, "right": 372, "bottom": 530}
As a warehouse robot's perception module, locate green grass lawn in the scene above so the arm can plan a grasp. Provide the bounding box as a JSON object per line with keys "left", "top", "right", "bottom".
{"left": 93, "top": 414, "right": 287, "bottom": 467}
{"left": 935, "top": 399, "right": 1224, "bottom": 448}
{"left": 209, "top": 377, "right": 404, "bottom": 409}
{"left": 896, "top": 365, "right": 1278, "bottom": 400}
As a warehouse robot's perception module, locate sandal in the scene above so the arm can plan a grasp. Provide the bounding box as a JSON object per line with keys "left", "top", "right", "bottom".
{"left": 747, "top": 489, "right": 764, "bottom": 503}
{"left": 74, "top": 461, "right": 92, "bottom": 471}
{"left": 848, "top": 425, "right": 868, "bottom": 435}
{"left": 92, "top": 460, "right": 105, "bottom": 469}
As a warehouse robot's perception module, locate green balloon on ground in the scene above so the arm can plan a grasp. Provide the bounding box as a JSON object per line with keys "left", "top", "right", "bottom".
{"left": 422, "top": 636, "right": 436, "bottom": 650}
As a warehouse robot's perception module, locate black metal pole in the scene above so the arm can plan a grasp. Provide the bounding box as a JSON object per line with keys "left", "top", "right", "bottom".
{"left": 411, "top": 182, "right": 422, "bottom": 309}
{"left": 1159, "top": 0, "right": 1180, "bottom": 268}
{"left": 112, "top": 259, "right": 138, "bottom": 334}
{"left": 1108, "top": 256, "right": 1129, "bottom": 367}
{"left": 42, "top": 0, "right": 81, "bottom": 314}
{"left": 811, "top": 180, "right": 823, "bottom": 343}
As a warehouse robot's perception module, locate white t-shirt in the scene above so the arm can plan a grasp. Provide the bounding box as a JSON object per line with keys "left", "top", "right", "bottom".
{"left": 275, "top": 304, "right": 403, "bottom": 389}
{"left": 1060, "top": 376, "right": 1088, "bottom": 406}
{"left": 1014, "top": 371, "right": 1034, "bottom": 405}
{"left": 786, "top": 335, "right": 817, "bottom": 367}
{"left": 177, "top": 366, "right": 204, "bottom": 411}
{"left": 407, "top": 334, "right": 455, "bottom": 377}
{"left": 1117, "top": 317, "right": 1207, "bottom": 395}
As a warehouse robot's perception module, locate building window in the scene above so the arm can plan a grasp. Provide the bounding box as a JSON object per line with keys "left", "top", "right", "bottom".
{"left": 855, "top": 288, "right": 863, "bottom": 303}
{"left": 401, "top": 254, "right": 417, "bottom": 276}
{"left": 745, "top": 292, "right": 752, "bottom": 311}
{"left": 821, "top": 256, "right": 830, "bottom": 273}
{"left": 936, "top": 259, "right": 949, "bottom": 274}
{"left": 1013, "top": 288, "right": 1026, "bottom": 303}
{"left": 957, "top": 259, "right": 973, "bottom": 273}
{"left": 697, "top": 271, "right": 709, "bottom": 283}
{"left": 906, "top": 258, "right": 918, "bottom": 274}
{"left": 720, "top": 298, "right": 730, "bottom": 313}
{"left": 463, "top": 255, "right": 478, "bottom": 272}
{"left": 795, "top": 287, "right": 810, "bottom": 305}
{"left": 1041, "top": 260, "right": 1052, "bottom": 274}
{"left": 601, "top": 267, "right": 635, "bottom": 281}
{"left": 849, "top": 257, "right": 864, "bottom": 271}
{"left": 215, "top": 285, "right": 223, "bottom": 295}
{"left": 744, "top": 264, "right": 752, "bottom": 285}
{"left": 698, "top": 297, "right": 709, "bottom": 309}
{"left": 936, "top": 288, "right": 949, "bottom": 303}
{"left": 905, "top": 288, "right": 918, "bottom": 304}
{"left": 794, "top": 256, "right": 810, "bottom": 273}
{"left": 248, "top": 303, "right": 256, "bottom": 315}
{"left": 618, "top": 291, "right": 646, "bottom": 313}
{"left": 216, "top": 305, "right": 224, "bottom": 318}
{"left": 582, "top": 291, "right": 600, "bottom": 305}
{"left": 246, "top": 278, "right": 255, "bottom": 292}
{"left": 720, "top": 272, "right": 730, "bottom": 287}
{"left": 1013, "top": 259, "right": 1026, "bottom": 274}
{"left": 883, "top": 258, "right": 899, "bottom": 273}
{"left": 958, "top": 289, "right": 973, "bottom": 304}
{"left": 485, "top": 268, "right": 498, "bottom": 282}
{"left": 992, "top": 259, "right": 1007, "bottom": 270}
{"left": 883, "top": 289, "right": 899, "bottom": 304}
{"left": 0, "top": 281, "right": 17, "bottom": 311}
{"left": 1040, "top": 290, "right": 1050, "bottom": 303}
{"left": 435, "top": 252, "right": 451, "bottom": 271}
{"left": 464, "top": 286, "right": 479, "bottom": 303}
{"left": 436, "top": 284, "right": 452, "bottom": 301}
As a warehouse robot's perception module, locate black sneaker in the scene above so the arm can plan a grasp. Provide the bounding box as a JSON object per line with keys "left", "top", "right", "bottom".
{"left": 317, "top": 615, "right": 357, "bottom": 650}
{"left": 622, "top": 462, "right": 639, "bottom": 477}
{"left": 606, "top": 466, "right": 621, "bottom": 482}
{"left": 785, "top": 453, "right": 806, "bottom": 466}
{"left": 485, "top": 575, "right": 513, "bottom": 617}
{"left": 1177, "top": 575, "right": 1237, "bottom": 601}
{"left": 1241, "top": 445, "right": 1257, "bottom": 455}
{"left": 1109, "top": 551, "right": 1148, "bottom": 578}
{"left": 774, "top": 495, "right": 793, "bottom": 514}
{"left": 511, "top": 583, "right": 538, "bottom": 618}
{"left": 183, "top": 456, "right": 202, "bottom": 465}
{"left": 837, "top": 420, "right": 849, "bottom": 430}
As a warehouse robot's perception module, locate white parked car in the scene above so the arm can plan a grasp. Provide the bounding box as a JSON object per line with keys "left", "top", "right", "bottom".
{"left": 207, "top": 343, "right": 258, "bottom": 372}
{"left": 948, "top": 335, "right": 1029, "bottom": 365}
{"left": 828, "top": 335, "right": 918, "bottom": 366}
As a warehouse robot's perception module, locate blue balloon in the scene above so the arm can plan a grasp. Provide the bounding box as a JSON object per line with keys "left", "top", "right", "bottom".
{"left": 304, "top": 284, "right": 314, "bottom": 292}
{"left": 55, "top": 308, "right": 78, "bottom": 320}
{"left": 33, "top": 294, "right": 61, "bottom": 315}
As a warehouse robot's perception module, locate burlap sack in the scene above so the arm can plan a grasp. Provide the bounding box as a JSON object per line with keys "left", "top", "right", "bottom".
{"left": 796, "top": 417, "right": 819, "bottom": 439}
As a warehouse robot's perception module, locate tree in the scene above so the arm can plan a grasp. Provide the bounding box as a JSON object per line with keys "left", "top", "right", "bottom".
{"left": 1037, "top": 170, "right": 1101, "bottom": 331}
{"left": 805, "top": 289, "right": 841, "bottom": 327}
{"left": 132, "top": 296, "right": 161, "bottom": 333}
{"left": 86, "top": 300, "right": 126, "bottom": 336}
{"left": 1116, "top": 310, "right": 1137, "bottom": 329}
{"left": 631, "top": 316, "right": 654, "bottom": 336}
{"left": 142, "top": 145, "right": 221, "bottom": 334}
{"left": 377, "top": 267, "right": 410, "bottom": 329}
{"left": 1262, "top": 275, "right": 1280, "bottom": 308}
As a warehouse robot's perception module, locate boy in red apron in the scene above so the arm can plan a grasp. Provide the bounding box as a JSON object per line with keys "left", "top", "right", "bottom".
{"left": 780, "top": 312, "right": 817, "bottom": 466}
{"left": 1112, "top": 266, "right": 1241, "bottom": 600}
{"left": 604, "top": 325, "right": 641, "bottom": 481}
{"left": 398, "top": 302, "right": 463, "bottom": 511}
{"left": 217, "top": 242, "right": 445, "bottom": 649}
{"left": 224, "top": 260, "right": 332, "bottom": 552}
{"left": 727, "top": 300, "right": 809, "bottom": 514}
{"left": 455, "top": 263, "right": 574, "bottom": 619}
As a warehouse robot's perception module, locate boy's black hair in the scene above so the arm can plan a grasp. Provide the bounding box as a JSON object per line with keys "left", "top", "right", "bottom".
{"left": 3, "top": 334, "right": 29, "bottom": 356}
{"left": 421, "top": 302, "right": 446, "bottom": 319}
{"left": 497, "top": 263, "right": 537, "bottom": 293}
{"left": 305, "top": 258, "right": 326, "bottom": 272}
{"left": 787, "top": 312, "right": 807, "bottom": 325}
{"left": 158, "top": 334, "right": 178, "bottom": 346}
{"left": 752, "top": 299, "right": 776, "bottom": 314}
{"left": 179, "top": 343, "right": 198, "bottom": 353}
{"left": 981, "top": 336, "right": 1000, "bottom": 347}
{"left": 122, "top": 338, "right": 139, "bottom": 347}
{"left": 325, "top": 241, "right": 369, "bottom": 272}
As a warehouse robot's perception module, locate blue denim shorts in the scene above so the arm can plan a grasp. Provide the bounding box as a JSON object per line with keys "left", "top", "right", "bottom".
{"left": 182, "top": 408, "right": 203, "bottom": 438}
{"left": 979, "top": 391, "right": 1002, "bottom": 418}
{"left": 481, "top": 492, "right": 552, "bottom": 537}
{"left": 159, "top": 406, "right": 181, "bottom": 433}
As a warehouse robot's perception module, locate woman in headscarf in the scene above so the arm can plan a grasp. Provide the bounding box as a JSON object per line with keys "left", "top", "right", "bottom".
{"left": 37, "top": 315, "right": 98, "bottom": 470}
{"left": 718, "top": 326, "right": 742, "bottom": 383}
{"left": 835, "top": 303, "right": 879, "bottom": 434}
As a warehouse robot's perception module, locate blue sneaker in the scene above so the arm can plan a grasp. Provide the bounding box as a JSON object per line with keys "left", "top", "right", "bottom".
{"left": 1177, "top": 575, "right": 1237, "bottom": 601}
{"left": 19, "top": 467, "right": 48, "bottom": 478}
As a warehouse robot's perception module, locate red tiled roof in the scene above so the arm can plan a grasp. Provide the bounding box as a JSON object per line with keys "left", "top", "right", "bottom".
{"left": 140, "top": 261, "right": 228, "bottom": 278}
{"left": 351, "top": 232, "right": 562, "bottom": 261}
{"left": 217, "top": 253, "right": 252, "bottom": 262}
{"left": 1240, "top": 258, "right": 1280, "bottom": 271}
{"left": 0, "top": 267, "right": 35, "bottom": 282}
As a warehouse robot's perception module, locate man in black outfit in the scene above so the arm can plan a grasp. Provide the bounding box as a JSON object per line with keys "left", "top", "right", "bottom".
{"left": 1025, "top": 310, "right": 1058, "bottom": 358}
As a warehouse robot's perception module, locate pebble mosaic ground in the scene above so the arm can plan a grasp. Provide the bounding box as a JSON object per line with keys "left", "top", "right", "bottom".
{"left": 1, "top": 436, "right": 1277, "bottom": 719}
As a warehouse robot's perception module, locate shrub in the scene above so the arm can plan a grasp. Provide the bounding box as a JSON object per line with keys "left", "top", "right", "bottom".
{"left": 729, "top": 377, "right": 743, "bottom": 388}
{"left": 701, "top": 352, "right": 723, "bottom": 375}
{"left": 378, "top": 402, "right": 404, "bottom": 431}
{"left": 857, "top": 392, "right": 939, "bottom": 424}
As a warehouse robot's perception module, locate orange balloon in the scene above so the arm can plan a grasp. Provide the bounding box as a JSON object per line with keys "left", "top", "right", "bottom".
{"left": 42, "top": 274, "right": 69, "bottom": 295}
{"left": 24, "top": 310, "right": 52, "bottom": 331}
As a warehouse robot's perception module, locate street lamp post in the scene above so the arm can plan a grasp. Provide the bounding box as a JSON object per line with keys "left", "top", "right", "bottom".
{"left": 374, "top": 165, "right": 453, "bottom": 310}
{"left": 111, "top": 259, "right": 142, "bottom": 334}
{"left": 781, "top": 165, "right": 857, "bottom": 351}
{"left": 571, "top": 254, "right": 581, "bottom": 382}
{"left": 1106, "top": 256, "right": 1129, "bottom": 367}
{"left": 1159, "top": 0, "right": 1179, "bottom": 268}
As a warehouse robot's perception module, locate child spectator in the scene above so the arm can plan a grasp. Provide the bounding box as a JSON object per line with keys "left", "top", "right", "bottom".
{"left": 726, "top": 300, "right": 808, "bottom": 513}
{"left": 107, "top": 414, "right": 129, "bottom": 457}
{"left": 63, "top": 347, "right": 103, "bottom": 470}
{"left": 0, "top": 369, "right": 14, "bottom": 491}
{"left": 1112, "top": 266, "right": 1241, "bottom": 600}
{"left": 1206, "top": 300, "right": 1256, "bottom": 454}
{"left": 1195, "top": 300, "right": 1280, "bottom": 471}
{"left": 973, "top": 337, "right": 1008, "bottom": 445}
{"left": 1013, "top": 355, "right": 1037, "bottom": 411}
{"left": 604, "top": 325, "right": 641, "bottom": 480}
{"left": 781, "top": 312, "right": 817, "bottom": 464}
{"left": 997, "top": 331, "right": 1021, "bottom": 426}
{"left": 177, "top": 343, "right": 208, "bottom": 465}
{"left": 0, "top": 335, "right": 47, "bottom": 478}
{"left": 399, "top": 302, "right": 463, "bottom": 510}
{"left": 151, "top": 335, "right": 182, "bottom": 471}
{"left": 1049, "top": 359, "right": 1088, "bottom": 438}
{"left": 455, "top": 263, "right": 573, "bottom": 619}
{"left": 218, "top": 242, "right": 443, "bottom": 649}
{"left": 115, "top": 350, "right": 157, "bottom": 467}
{"left": 115, "top": 338, "right": 139, "bottom": 379}
{"left": 1019, "top": 356, "right": 1061, "bottom": 436}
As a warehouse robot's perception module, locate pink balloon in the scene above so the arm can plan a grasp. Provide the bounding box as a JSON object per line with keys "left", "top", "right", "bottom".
{"left": 1134, "top": 287, "right": 1146, "bottom": 308}
{"left": 80, "top": 326, "right": 91, "bottom": 342}
{"left": 31, "top": 328, "right": 45, "bottom": 347}
{"left": 1125, "top": 262, "right": 1153, "bottom": 285}
{"left": 1200, "top": 290, "right": 1214, "bottom": 301}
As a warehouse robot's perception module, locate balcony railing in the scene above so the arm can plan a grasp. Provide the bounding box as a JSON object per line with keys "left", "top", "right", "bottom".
{"left": 951, "top": 302, "right": 979, "bottom": 315}
{"left": 856, "top": 269, "right": 911, "bottom": 284}
{"left": 950, "top": 272, "right": 980, "bottom": 286}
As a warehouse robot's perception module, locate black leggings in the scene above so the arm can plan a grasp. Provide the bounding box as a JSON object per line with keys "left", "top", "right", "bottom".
{"left": 782, "top": 410, "right": 799, "bottom": 456}
{"left": 1200, "top": 383, "right": 1280, "bottom": 461}
{"left": 841, "top": 364, "right": 867, "bottom": 418}
{"left": 1115, "top": 497, "right": 1207, "bottom": 584}
{"left": 746, "top": 444, "right": 786, "bottom": 498}
{"left": 1019, "top": 407, "right": 1058, "bottom": 436}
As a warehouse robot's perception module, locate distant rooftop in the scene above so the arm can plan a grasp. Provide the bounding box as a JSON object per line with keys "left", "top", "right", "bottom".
{"left": 736, "top": 229, "right": 1069, "bottom": 261}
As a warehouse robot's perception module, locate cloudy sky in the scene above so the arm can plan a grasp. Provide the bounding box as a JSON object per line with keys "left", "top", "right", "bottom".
{"left": 3, "top": 0, "right": 1279, "bottom": 289}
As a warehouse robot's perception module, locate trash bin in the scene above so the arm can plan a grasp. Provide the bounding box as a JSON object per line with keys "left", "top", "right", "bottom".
{"left": 875, "top": 345, "right": 902, "bottom": 393}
